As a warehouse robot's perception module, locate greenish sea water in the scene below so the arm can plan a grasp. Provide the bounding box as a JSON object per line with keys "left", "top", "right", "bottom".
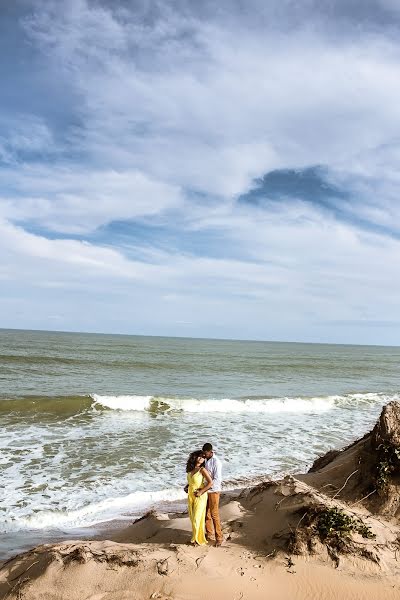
{"left": 1, "top": 328, "right": 400, "bottom": 556}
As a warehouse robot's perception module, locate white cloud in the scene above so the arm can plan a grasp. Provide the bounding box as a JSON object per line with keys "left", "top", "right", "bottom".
{"left": 0, "top": 166, "right": 182, "bottom": 233}
{"left": 2, "top": 199, "right": 400, "bottom": 338}
{"left": 7, "top": 0, "right": 397, "bottom": 246}
{"left": 1, "top": 208, "right": 400, "bottom": 342}
{"left": 21, "top": 0, "right": 400, "bottom": 201}
{"left": 0, "top": 219, "right": 173, "bottom": 282}
{"left": 1, "top": 0, "right": 400, "bottom": 342}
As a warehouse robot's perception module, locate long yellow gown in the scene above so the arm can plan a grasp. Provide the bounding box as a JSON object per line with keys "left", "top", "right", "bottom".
{"left": 187, "top": 470, "right": 208, "bottom": 545}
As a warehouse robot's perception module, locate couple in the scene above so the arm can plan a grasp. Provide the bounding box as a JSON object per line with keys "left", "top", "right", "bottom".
{"left": 185, "top": 442, "right": 223, "bottom": 547}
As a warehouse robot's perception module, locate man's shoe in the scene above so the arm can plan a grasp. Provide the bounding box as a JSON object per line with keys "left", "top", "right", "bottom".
{"left": 215, "top": 539, "right": 223, "bottom": 547}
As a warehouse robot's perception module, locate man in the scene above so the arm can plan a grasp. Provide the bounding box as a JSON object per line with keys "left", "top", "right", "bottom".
{"left": 202, "top": 442, "right": 223, "bottom": 547}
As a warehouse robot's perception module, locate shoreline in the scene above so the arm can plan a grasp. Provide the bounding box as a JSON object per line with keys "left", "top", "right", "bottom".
{"left": 0, "top": 488, "right": 245, "bottom": 564}
{"left": 3, "top": 402, "right": 400, "bottom": 599}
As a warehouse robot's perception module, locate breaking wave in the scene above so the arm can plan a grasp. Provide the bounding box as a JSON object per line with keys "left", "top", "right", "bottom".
{"left": 1, "top": 392, "right": 397, "bottom": 417}
{"left": 92, "top": 392, "right": 396, "bottom": 414}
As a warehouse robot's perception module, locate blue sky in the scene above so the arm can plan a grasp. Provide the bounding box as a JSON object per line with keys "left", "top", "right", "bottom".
{"left": 1, "top": 0, "right": 400, "bottom": 344}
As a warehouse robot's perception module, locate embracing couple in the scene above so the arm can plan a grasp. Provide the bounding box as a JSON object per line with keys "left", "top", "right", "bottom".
{"left": 185, "top": 442, "right": 223, "bottom": 547}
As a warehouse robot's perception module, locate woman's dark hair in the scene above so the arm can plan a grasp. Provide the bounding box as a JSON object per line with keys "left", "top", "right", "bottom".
{"left": 186, "top": 450, "right": 205, "bottom": 473}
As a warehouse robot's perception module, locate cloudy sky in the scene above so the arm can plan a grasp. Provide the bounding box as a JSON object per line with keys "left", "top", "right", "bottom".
{"left": 1, "top": 0, "right": 400, "bottom": 344}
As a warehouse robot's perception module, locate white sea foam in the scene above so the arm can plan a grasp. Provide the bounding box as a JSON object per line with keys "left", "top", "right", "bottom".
{"left": 2, "top": 487, "right": 186, "bottom": 532}
{"left": 91, "top": 394, "right": 153, "bottom": 411}
{"left": 91, "top": 392, "right": 392, "bottom": 414}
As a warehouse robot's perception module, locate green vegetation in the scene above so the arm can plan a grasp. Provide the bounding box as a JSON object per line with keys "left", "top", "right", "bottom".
{"left": 288, "top": 505, "right": 376, "bottom": 565}
{"left": 375, "top": 443, "right": 400, "bottom": 490}
{"left": 314, "top": 507, "right": 375, "bottom": 542}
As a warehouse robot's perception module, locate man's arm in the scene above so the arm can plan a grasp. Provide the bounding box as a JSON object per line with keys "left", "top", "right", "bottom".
{"left": 215, "top": 458, "right": 222, "bottom": 485}
{"left": 207, "top": 458, "right": 217, "bottom": 481}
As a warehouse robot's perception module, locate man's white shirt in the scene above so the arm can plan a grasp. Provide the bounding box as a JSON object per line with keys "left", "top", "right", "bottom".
{"left": 205, "top": 454, "right": 222, "bottom": 492}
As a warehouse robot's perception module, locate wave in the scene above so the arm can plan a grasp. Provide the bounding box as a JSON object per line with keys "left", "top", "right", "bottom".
{"left": 1, "top": 487, "right": 187, "bottom": 532}
{"left": 91, "top": 394, "right": 334, "bottom": 413}
{"left": 3, "top": 475, "right": 277, "bottom": 532}
{"left": 3, "top": 477, "right": 280, "bottom": 532}
{"left": 1, "top": 391, "right": 397, "bottom": 417}
{"left": 91, "top": 392, "right": 397, "bottom": 414}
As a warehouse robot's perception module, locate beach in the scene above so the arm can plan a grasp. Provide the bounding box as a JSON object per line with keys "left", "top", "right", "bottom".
{"left": 2, "top": 401, "right": 400, "bottom": 599}
{"left": 2, "top": 330, "right": 400, "bottom": 598}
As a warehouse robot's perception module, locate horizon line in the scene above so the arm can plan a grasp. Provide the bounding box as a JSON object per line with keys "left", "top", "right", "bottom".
{"left": 1, "top": 326, "right": 399, "bottom": 349}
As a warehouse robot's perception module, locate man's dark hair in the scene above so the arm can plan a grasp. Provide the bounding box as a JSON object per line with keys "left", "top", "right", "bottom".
{"left": 202, "top": 443, "right": 213, "bottom": 452}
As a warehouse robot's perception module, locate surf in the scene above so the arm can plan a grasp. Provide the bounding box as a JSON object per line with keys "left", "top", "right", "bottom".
{"left": 1, "top": 392, "right": 398, "bottom": 417}
{"left": 91, "top": 392, "right": 397, "bottom": 414}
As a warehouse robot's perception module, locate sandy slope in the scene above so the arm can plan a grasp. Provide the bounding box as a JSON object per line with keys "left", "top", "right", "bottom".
{"left": 2, "top": 538, "right": 400, "bottom": 600}
{"left": 2, "top": 478, "right": 400, "bottom": 600}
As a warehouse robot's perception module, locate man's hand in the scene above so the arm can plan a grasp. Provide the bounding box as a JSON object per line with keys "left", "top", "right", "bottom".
{"left": 183, "top": 484, "right": 189, "bottom": 494}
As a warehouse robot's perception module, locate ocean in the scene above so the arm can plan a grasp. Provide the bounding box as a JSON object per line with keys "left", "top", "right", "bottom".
{"left": 1, "top": 328, "right": 400, "bottom": 558}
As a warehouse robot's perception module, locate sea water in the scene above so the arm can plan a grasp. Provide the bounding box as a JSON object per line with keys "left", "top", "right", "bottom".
{"left": 1, "top": 329, "right": 400, "bottom": 556}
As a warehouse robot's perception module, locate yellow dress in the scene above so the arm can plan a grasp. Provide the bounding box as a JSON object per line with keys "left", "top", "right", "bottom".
{"left": 187, "top": 470, "right": 208, "bottom": 545}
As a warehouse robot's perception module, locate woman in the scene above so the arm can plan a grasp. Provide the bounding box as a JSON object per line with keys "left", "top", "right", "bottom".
{"left": 186, "top": 450, "right": 213, "bottom": 545}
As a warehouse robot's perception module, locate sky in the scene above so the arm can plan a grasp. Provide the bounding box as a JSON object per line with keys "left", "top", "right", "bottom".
{"left": 1, "top": 0, "right": 400, "bottom": 344}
